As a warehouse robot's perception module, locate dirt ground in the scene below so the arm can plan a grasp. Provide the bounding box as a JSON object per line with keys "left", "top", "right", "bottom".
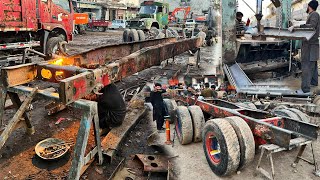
{"left": 0, "top": 30, "right": 320, "bottom": 180}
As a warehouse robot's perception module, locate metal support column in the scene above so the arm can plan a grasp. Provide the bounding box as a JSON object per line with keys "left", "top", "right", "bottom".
{"left": 221, "top": 0, "right": 237, "bottom": 64}
{"left": 278, "top": 0, "right": 292, "bottom": 28}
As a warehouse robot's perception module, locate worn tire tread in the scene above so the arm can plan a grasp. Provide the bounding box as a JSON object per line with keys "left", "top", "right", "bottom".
{"left": 202, "top": 119, "right": 240, "bottom": 176}
{"left": 188, "top": 106, "right": 205, "bottom": 142}
{"left": 176, "top": 106, "right": 193, "bottom": 145}
{"left": 226, "top": 116, "right": 255, "bottom": 170}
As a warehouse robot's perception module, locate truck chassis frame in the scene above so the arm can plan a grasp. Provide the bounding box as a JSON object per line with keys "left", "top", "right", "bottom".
{"left": 0, "top": 37, "right": 202, "bottom": 179}
{"left": 173, "top": 95, "right": 319, "bottom": 179}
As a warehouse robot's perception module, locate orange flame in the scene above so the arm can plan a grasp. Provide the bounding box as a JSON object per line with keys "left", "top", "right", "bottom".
{"left": 51, "top": 58, "right": 64, "bottom": 66}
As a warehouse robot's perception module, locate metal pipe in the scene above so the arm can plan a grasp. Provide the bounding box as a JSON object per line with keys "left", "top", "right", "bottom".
{"left": 241, "top": 0, "right": 256, "bottom": 14}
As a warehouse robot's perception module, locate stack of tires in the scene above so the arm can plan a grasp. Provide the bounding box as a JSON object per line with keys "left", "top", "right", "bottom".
{"left": 123, "top": 28, "right": 179, "bottom": 42}
{"left": 123, "top": 29, "right": 145, "bottom": 42}
{"left": 174, "top": 103, "right": 255, "bottom": 176}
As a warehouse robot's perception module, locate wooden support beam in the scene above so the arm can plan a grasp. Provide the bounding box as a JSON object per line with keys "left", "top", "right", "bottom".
{"left": 0, "top": 88, "right": 37, "bottom": 150}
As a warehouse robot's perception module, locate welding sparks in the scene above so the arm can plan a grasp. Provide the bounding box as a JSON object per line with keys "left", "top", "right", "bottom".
{"left": 51, "top": 58, "right": 64, "bottom": 66}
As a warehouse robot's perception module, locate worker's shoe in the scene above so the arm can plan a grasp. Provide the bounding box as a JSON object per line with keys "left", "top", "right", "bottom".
{"left": 157, "top": 127, "right": 165, "bottom": 133}
{"left": 296, "top": 89, "right": 311, "bottom": 95}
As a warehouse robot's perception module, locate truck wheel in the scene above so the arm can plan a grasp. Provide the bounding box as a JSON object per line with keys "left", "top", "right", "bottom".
{"left": 129, "top": 29, "right": 139, "bottom": 42}
{"left": 202, "top": 119, "right": 240, "bottom": 176}
{"left": 150, "top": 27, "right": 160, "bottom": 39}
{"left": 137, "top": 30, "right": 146, "bottom": 41}
{"left": 46, "top": 37, "right": 65, "bottom": 58}
{"left": 98, "top": 27, "right": 106, "bottom": 32}
{"left": 176, "top": 106, "right": 193, "bottom": 145}
{"left": 287, "top": 108, "right": 310, "bottom": 123}
{"left": 225, "top": 116, "right": 255, "bottom": 170}
{"left": 313, "top": 96, "right": 320, "bottom": 105}
{"left": 123, "top": 29, "right": 130, "bottom": 42}
{"left": 188, "top": 106, "right": 205, "bottom": 143}
{"left": 163, "top": 99, "right": 177, "bottom": 124}
{"left": 167, "top": 28, "right": 179, "bottom": 37}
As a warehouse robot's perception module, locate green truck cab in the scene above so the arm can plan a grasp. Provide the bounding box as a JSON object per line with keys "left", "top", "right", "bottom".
{"left": 127, "top": 1, "right": 169, "bottom": 30}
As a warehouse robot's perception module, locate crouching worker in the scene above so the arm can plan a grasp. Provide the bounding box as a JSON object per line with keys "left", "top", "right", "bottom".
{"left": 97, "top": 83, "right": 127, "bottom": 133}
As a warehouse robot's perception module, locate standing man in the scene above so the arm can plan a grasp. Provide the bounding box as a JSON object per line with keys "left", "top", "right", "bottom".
{"left": 236, "top": 12, "right": 246, "bottom": 36}
{"left": 290, "top": 0, "right": 320, "bottom": 93}
{"left": 150, "top": 83, "right": 166, "bottom": 132}
{"left": 201, "top": 83, "right": 217, "bottom": 98}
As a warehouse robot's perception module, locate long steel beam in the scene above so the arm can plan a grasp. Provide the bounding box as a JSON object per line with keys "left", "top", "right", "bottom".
{"left": 0, "top": 38, "right": 177, "bottom": 87}
{"left": 60, "top": 38, "right": 202, "bottom": 104}
{"left": 1, "top": 38, "right": 202, "bottom": 104}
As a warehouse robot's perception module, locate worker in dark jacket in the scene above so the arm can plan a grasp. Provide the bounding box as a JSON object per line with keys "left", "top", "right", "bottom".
{"left": 201, "top": 83, "right": 217, "bottom": 98}
{"left": 236, "top": 12, "right": 246, "bottom": 36}
{"left": 98, "top": 83, "right": 126, "bottom": 131}
{"left": 290, "top": 0, "right": 320, "bottom": 93}
{"left": 150, "top": 83, "right": 167, "bottom": 131}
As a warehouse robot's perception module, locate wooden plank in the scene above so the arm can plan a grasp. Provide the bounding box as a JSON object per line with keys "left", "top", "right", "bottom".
{"left": 68, "top": 111, "right": 93, "bottom": 179}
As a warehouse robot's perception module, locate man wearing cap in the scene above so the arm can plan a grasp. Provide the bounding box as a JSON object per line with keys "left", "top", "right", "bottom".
{"left": 289, "top": 0, "right": 320, "bottom": 93}
{"left": 150, "top": 83, "right": 167, "bottom": 132}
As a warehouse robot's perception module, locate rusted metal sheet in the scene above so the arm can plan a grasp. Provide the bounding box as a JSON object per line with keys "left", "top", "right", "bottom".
{"left": 262, "top": 27, "right": 316, "bottom": 41}
{"left": 1, "top": 63, "right": 37, "bottom": 87}
{"left": 0, "top": 0, "right": 37, "bottom": 30}
{"left": 135, "top": 154, "right": 169, "bottom": 172}
{"left": 59, "top": 38, "right": 202, "bottom": 104}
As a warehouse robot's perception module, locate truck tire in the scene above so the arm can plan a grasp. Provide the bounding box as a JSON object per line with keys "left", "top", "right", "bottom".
{"left": 287, "top": 108, "right": 310, "bottom": 123}
{"left": 129, "top": 29, "right": 139, "bottom": 42}
{"left": 188, "top": 106, "right": 205, "bottom": 143}
{"left": 46, "top": 37, "right": 65, "bottom": 58}
{"left": 202, "top": 119, "right": 240, "bottom": 176}
{"left": 163, "top": 99, "right": 177, "bottom": 124}
{"left": 137, "top": 30, "right": 146, "bottom": 41}
{"left": 225, "top": 116, "right": 255, "bottom": 170}
{"left": 313, "top": 96, "right": 320, "bottom": 105}
{"left": 176, "top": 106, "right": 193, "bottom": 145}
{"left": 98, "top": 26, "right": 106, "bottom": 32}
{"left": 167, "top": 28, "right": 179, "bottom": 37}
{"left": 150, "top": 27, "right": 160, "bottom": 39}
{"left": 123, "top": 29, "right": 130, "bottom": 42}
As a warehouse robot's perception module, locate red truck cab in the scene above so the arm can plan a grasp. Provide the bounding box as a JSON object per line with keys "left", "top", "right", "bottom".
{"left": 0, "top": 0, "right": 74, "bottom": 61}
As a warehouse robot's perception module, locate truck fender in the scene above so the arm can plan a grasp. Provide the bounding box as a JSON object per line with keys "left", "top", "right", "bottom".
{"left": 41, "top": 23, "right": 68, "bottom": 41}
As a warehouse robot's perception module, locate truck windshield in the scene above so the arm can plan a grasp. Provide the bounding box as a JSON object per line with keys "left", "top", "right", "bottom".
{"left": 139, "top": 5, "right": 157, "bottom": 14}
{"left": 53, "top": 0, "right": 71, "bottom": 12}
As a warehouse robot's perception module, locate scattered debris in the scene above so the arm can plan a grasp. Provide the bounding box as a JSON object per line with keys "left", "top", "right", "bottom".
{"left": 134, "top": 154, "right": 169, "bottom": 172}
{"left": 55, "top": 117, "right": 68, "bottom": 125}
{"left": 35, "top": 138, "right": 71, "bottom": 160}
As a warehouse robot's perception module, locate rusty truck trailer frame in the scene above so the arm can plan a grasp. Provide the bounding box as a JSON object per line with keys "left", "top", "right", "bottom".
{"left": 175, "top": 96, "right": 318, "bottom": 148}
{"left": 0, "top": 37, "right": 202, "bottom": 179}
{"left": 173, "top": 95, "right": 318, "bottom": 178}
